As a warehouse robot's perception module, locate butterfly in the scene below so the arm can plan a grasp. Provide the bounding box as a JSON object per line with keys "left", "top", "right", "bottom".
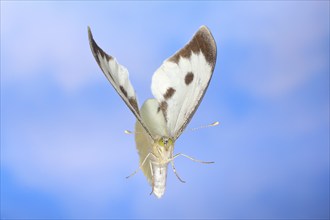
{"left": 88, "top": 25, "right": 217, "bottom": 198}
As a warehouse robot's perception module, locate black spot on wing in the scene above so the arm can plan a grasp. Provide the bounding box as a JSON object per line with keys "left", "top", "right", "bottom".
{"left": 128, "top": 97, "right": 139, "bottom": 114}
{"left": 158, "top": 101, "right": 168, "bottom": 121}
{"left": 163, "top": 87, "right": 176, "bottom": 100}
{"left": 185, "top": 72, "right": 194, "bottom": 85}
{"left": 119, "top": 86, "right": 128, "bottom": 98}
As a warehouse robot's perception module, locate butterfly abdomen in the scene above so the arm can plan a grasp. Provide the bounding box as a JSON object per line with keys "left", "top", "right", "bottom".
{"left": 152, "top": 163, "right": 168, "bottom": 198}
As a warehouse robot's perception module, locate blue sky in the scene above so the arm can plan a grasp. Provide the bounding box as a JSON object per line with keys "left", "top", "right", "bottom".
{"left": 1, "top": 1, "right": 329, "bottom": 219}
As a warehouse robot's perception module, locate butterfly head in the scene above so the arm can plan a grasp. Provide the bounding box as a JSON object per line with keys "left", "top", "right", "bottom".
{"left": 158, "top": 137, "right": 173, "bottom": 149}
{"left": 154, "top": 137, "right": 174, "bottom": 162}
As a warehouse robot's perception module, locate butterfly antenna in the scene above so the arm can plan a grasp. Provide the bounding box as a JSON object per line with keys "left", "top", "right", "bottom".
{"left": 126, "top": 152, "right": 154, "bottom": 179}
{"left": 190, "top": 121, "right": 220, "bottom": 132}
{"left": 124, "top": 130, "right": 145, "bottom": 135}
{"left": 124, "top": 130, "right": 133, "bottom": 135}
{"left": 173, "top": 153, "right": 215, "bottom": 164}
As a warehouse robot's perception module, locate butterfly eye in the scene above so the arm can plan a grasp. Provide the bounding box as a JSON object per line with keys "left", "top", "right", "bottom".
{"left": 158, "top": 139, "right": 165, "bottom": 147}
{"left": 158, "top": 138, "right": 173, "bottom": 148}
{"left": 164, "top": 138, "right": 173, "bottom": 147}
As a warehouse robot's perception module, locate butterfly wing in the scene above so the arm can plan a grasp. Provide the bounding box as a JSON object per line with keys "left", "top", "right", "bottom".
{"left": 151, "top": 26, "right": 217, "bottom": 140}
{"left": 88, "top": 27, "right": 154, "bottom": 139}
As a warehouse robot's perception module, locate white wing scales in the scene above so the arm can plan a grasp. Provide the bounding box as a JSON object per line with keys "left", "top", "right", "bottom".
{"left": 88, "top": 27, "right": 154, "bottom": 139}
{"left": 151, "top": 26, "right": 217, "bottom": 140}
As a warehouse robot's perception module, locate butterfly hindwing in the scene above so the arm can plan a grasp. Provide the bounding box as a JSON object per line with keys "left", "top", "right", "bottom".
{"left": 151, "top": 26, "right": 217, "bottom": 140}
{"left": 88, "top": 27, "right": 154, "bottom": 139}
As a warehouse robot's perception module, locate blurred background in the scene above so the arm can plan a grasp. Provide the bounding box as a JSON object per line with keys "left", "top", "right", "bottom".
{"left": 1, "top": 1, "right": 329, "bottom": 219}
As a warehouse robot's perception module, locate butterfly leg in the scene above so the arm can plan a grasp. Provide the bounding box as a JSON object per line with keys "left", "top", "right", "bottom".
{"left": 149, "top": 161, "right": 155, "bottom": 196}
{"left": 126, "top": 152, "right": 154, "bottom": 179}
{"left": 173, "top": 153, "right": 214, "bottom": 164}
{"left": 170, "top": 160, "right": 186, "bottom": 183}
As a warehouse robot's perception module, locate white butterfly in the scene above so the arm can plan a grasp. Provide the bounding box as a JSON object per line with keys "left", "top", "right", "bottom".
{"left": 88, "top": 26, "right": 217, "bottom": 198}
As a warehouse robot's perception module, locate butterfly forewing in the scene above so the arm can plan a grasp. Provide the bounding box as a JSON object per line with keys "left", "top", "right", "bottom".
{"left": 151, "top": 26, "right": 217, "bottom": 140}
{"left": 88, "top": 27, "right": 154, "bottom": 139}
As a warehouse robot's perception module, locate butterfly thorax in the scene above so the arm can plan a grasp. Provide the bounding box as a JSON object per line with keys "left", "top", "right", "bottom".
{"left": 152, "top": 137, "right": 174, "bottom": 165}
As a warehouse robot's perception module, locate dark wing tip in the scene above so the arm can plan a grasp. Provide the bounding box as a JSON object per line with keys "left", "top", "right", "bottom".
{"left": 87, "top": 27, "right": 113, "bottom": 64}
{"left": 87, "top": 26, "right": 94, "bottom": 47}
{"left": 87, "top": 26, "right": 96, "bottom": 54}
{"left": 198, "top": 25, "right": 216, "bottom": 49}
{"left": 198, "top": 25, "right": 210, "bottom": 33}
{"left": 168, "top": 25, "right": 217, "bottom": 69}
{"left": 195, "top": 25, "right": 217, "bottom": 68}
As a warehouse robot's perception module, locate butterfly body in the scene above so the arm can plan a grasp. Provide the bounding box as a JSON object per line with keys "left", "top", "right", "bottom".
{"left": 151, "top": 161, "right": 168, "bottom": 198}
{"left": 88, "top": 26, "right": 217, "bottom": 198}
{"left": 135, "top": 99, "right": 174, "bottom": 198}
